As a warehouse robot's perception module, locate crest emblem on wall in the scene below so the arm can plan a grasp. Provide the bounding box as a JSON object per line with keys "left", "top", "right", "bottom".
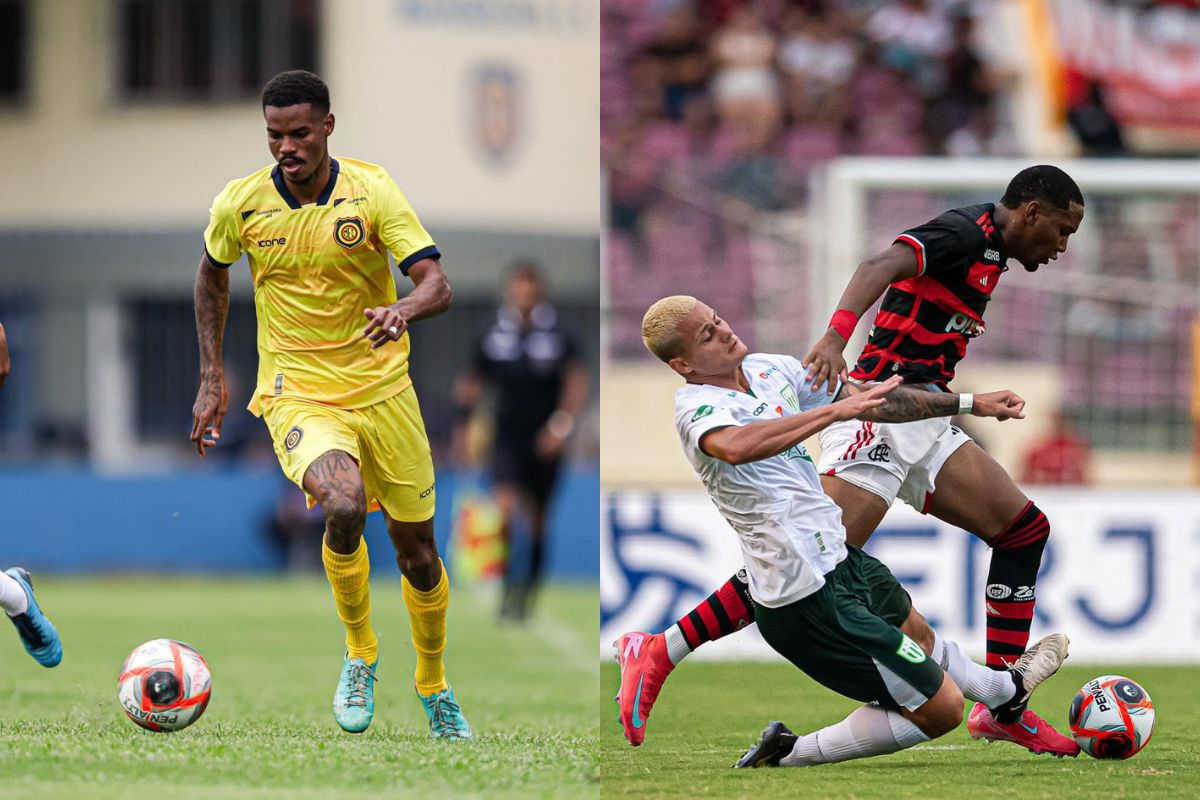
{"left": 470, "top": 63, "right": 521, "bottom": 165}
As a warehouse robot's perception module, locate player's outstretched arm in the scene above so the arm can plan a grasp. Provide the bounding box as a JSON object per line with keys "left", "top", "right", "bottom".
{"left": 191, "top": 254, "right": 230, "bottom": 457}
{"left": 364, "top": 257, "right": 452, "bottom": 349}
{"left": 967, "top": 389, "right": 1026, "bottom": 421}
{"left": 837, "top": 381, "right": 1026, "bottom": 423}
{"left": 804, "top": 243, "right": 920, "bottom": 394}
{"left": 702, "top": 377, "right": 902, "bottom": 465}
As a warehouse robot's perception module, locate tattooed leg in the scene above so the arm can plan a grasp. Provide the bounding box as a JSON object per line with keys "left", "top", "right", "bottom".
{"left": 306, "top": 449, "right": 379, "bottom": 678}
{"left": 303, "top": 450, "right": 368, "bottom": 554}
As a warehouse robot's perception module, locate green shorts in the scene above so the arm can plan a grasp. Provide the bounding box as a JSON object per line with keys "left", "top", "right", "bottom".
{"left": 755, "top": 546, "right": 944, "bottom": 711}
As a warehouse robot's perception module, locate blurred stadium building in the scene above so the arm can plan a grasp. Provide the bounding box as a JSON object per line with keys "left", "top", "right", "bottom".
{"left": 0, "top": 0, "right": 600, "bottom": 581}
{"left": 600, "top": 0, "right": 1200, "bottom": 661}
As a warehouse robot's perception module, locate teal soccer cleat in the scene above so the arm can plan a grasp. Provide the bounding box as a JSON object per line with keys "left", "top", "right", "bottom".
{"left": 418, "top": 685, "right": 472, "bottom": 740}
{"left": 333, "top": 655, "right": 378, "bottom": 733}
{"left": 5, "top": 567, "right": 62, "bottom": 668}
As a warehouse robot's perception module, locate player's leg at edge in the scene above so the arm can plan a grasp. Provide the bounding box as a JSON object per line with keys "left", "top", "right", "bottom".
{"left": 1, "top": 566, "right": 62, "bottom": 667}
{"left": 613, "top": 569, "right": 756, "bottom": 745}
{"left": 386, "top": 514, "right": 472, "bottom": 740}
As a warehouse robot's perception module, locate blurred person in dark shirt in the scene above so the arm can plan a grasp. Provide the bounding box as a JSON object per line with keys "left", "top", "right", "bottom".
{"left": 643, "top": 4, "right": 710, "bottom": 120}
{"left": 454, "top": 262, "right": 589, "bottom": 620}
{"left": 1067, "top": 81, "right": 1127, "bottom": 158}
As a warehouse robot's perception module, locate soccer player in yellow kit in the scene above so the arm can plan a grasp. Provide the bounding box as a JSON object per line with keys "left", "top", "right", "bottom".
{"left": 191, "top": 70, "right": 470, "bottom": 738}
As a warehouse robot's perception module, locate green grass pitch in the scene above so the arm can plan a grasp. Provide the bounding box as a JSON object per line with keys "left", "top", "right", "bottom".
{"left": 0, "top": 576, "right": 598, "bottom": 799}
{"left": 600, "top": 660, "right": 1198, "bottom": 799}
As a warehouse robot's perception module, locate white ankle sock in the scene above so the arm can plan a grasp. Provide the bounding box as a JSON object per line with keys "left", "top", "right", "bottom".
{"left": 0, "top": 571, "right": 29, "bottom": 616}
{"left": 780, "top": 704, "right": 930, "bottom": 767}
{"left": 931, "top": 632, "right": 1016, "bottom": 708}
{"left": 663, "top": 624, "right": 691, "bottom": 665}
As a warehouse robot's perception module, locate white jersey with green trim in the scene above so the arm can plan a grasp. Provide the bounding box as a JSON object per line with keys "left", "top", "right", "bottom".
{"left": 674, "top": 353, "right": 848, "bottom": 608}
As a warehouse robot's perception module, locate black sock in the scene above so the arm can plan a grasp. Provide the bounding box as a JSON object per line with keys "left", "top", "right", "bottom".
{"left": 985, "top": 502, "right": 1050, "bottom": 670}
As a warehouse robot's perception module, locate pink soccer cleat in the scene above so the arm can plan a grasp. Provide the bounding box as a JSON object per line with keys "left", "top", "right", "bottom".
{"left": 968, "top": 704, "right": 1081, "bottom": 757}
{"left": 613, "top": 631, "right": 675, "bottom": 746}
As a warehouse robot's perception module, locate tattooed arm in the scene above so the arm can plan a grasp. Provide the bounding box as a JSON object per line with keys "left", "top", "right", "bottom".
{"left": 703, "top": 378, "right": 1025, "bottom": 467}
{"left": 834, "top": 381, "right": 1026, "bottom": 423}
{"left": 190, "top": 254, "right": 231, "bottom": 456}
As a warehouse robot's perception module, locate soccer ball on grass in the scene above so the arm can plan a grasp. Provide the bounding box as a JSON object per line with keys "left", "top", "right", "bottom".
{"left": 117, "top": 638, "right": 212, "bottom": 732}
{"left": 1068, "top": 674, "right": 1154, "bottom": 759}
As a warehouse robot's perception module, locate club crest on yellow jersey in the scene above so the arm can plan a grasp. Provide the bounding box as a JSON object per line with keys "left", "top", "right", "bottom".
{"left": 334, "top": 217, "right": 365, "bottom": 250}
{"left": 285, "top": 426, "right": 303, "bottom": 451}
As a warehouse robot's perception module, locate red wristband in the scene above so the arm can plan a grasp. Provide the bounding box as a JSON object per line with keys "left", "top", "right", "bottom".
{"left": 829, "top": 309, "right": 859, "bottom": 342}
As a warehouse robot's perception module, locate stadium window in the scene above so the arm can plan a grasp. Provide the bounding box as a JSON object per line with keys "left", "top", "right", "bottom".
{"left": 131, "top": 298, "right": 260, "bottom": 441}
{"left": 118, "top": 0, "right": 318, "bottom": 102}
{"left": 0, "top": 299, "right": 38, "bottom": 456}
{"left": 0, "top": 0, "right": 27, "bottom": 104}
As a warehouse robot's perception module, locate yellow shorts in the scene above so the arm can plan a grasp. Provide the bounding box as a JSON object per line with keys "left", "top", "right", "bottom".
{"left": 262, "top": 386, "right": 436, "bottom": 522}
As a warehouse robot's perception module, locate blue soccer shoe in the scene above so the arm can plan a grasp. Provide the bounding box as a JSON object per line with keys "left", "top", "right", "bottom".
{"left": 5, "top": 567, "right": 62, "bottom": 668}
{"left": 418, "top": 685, "right": 472, "bottom": 740}
{"left": 333, "top": 655, "right": 378, "bottom": 733}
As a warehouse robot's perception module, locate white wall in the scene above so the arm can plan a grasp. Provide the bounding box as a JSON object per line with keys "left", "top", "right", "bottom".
{"left": 326, "top": 0, "right": 599, "bottom": 235}
{"left": 0, "top": 0, "right": 599, "bottom": 236}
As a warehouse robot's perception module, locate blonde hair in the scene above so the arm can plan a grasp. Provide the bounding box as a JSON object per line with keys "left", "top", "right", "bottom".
{"left": 642, "top": 295, "right": 697, "bottom": 362}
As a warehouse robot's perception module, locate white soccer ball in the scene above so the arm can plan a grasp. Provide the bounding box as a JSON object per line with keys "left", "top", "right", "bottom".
{"left": 117, "top": 639, "right": 212, "bottom": 732}
{"left": 1068, "top": 674, "right": 1155, "bottom": 759}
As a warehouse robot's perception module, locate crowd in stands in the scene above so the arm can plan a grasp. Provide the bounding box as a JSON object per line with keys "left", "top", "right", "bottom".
{"left": 603, "top": 0, "right": 1011, "bottom": 215}
{"left": 602, "top": 0, "right": 1014, "bottom": 356}
{"left": 602, "top": 0, "right": 1194, "bottom": 462}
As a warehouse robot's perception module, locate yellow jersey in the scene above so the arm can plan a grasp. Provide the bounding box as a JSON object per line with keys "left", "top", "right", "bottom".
{"left": 203, "top": 157, "right": 438, "bottom": 415}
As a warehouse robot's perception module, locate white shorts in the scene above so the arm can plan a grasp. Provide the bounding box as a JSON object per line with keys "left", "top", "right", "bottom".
{"left": 816, "top": 416, "right": 972, "bottom": 513}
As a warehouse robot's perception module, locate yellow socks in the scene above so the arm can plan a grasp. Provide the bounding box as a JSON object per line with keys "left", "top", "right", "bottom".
{"left": 324, "top": 543, "right": 448, "bottom": 693}
{"left": 322, "top": 538, "right": 378, "bottom": 664}
{"left": 402, "top": 559, "right": 449, "bottom": 695}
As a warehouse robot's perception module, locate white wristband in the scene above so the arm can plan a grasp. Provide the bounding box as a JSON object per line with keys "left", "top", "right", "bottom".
{"left": 958, "top": 393, "right": 974, "bottom": 415}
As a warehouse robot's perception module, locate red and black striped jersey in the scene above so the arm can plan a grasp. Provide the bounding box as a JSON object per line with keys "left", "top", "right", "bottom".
{"left": 850, "top": 203, "right": 1007, "bottom": 390}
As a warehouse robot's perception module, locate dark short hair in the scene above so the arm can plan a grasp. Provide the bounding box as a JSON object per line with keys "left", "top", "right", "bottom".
{"left": 1000, "top": 165, "right": 1084, "bottom": 211}
{"left": 505, "top": 259, "right": 544, "bottom": 284}
{"left": 261, "top": 70, "right": 330, "bottom": 113}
